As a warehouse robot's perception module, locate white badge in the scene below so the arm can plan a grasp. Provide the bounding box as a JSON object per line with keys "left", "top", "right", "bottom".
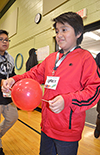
{"left": 3, "top": 91, "right": 11, "bottom": 98}
{"left": 44, "top": 76, "right": 60, "bottom": 90}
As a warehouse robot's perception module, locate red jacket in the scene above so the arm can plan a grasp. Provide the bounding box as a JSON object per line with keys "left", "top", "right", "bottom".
{"left": 13, "top": 47, "right": 100, "bottom": 141}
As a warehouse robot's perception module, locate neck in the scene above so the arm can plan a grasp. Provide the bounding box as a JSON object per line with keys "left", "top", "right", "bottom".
{"left": 63, "top": 46, "right": 77, "bottom": 55}
{"left": 0, "top": 51, "right": 5, "bottom": 56}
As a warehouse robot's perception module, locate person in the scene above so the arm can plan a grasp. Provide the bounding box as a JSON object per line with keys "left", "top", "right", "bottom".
{"left": 2, "top": 12, "right": 100, "bottom": 155}
{"left": 26, "top": 48, "right": 38, "bottom": 71}
{"left": 94, "top": 53, "right": 100, "bottom": 138}
{"left": 0, "top": 30, "right": 18, "bottom": 155}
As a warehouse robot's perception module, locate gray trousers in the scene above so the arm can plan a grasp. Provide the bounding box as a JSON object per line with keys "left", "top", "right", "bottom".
{"left": 0, "top": 103, "right": 18, "bottom": 148}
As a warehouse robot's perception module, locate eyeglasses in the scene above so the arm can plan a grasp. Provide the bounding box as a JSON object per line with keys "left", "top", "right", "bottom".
{"left": 0, "top": 38, "right": 11, "bottom": 43}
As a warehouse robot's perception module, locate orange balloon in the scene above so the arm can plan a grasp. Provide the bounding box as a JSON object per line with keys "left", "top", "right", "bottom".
{"left": 11, "top": 78, "right": 42, "bottom": 111}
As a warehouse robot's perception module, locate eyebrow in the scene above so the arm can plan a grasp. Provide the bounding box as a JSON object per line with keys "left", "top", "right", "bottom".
{"left": 55, "top": 25, "right": 68, "bottom": 30}
{"left": 0, "top": 37, "right": 8, "bottom": 39}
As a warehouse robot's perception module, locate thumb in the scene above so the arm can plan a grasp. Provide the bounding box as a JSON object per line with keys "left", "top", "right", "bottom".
{"left": 49, "top": 97, "right": 58, "bottom": 105}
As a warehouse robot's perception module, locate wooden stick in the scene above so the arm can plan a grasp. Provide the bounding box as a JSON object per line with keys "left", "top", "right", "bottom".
{"left": 42, "top": 99, "right": 49, "bottom": 103}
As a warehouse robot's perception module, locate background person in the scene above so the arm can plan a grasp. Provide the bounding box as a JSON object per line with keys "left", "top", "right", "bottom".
{"left": 26, "top": 48, "right": 38, "bottom": 71}
{"left": 0, "top": 30, "right": 18, "bottom": 155}
{"left": 94, "top": 53, "right": 100, "bottom": 138}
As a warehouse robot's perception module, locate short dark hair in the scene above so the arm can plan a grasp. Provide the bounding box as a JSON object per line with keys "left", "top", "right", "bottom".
{"left": 53, "top": 12, "right": 84, "bottom": 45}
{"left": 0, "top": 30, "right": 9, "bottom": 36}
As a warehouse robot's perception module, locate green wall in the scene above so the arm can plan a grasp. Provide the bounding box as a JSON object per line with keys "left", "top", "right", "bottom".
{"left": 0, "top": 0, "right": 100, "bottom": 74}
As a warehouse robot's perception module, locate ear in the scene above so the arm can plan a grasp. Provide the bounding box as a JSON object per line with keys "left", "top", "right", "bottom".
{"left": 76, "top": 32, "right": 82, "bottom": 39}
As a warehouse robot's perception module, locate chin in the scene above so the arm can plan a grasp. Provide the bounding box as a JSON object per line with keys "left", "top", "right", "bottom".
{"left": 58, "top": 45, "right": 63, "bottom": 49}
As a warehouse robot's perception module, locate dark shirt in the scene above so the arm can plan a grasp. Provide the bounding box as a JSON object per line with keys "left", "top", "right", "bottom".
{"left": 0, "top": 51, "right": 16, "bottom": 105}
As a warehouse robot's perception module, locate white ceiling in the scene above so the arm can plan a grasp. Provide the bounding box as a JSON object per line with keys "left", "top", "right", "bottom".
{"left": 81, "top": 29, "right": 100, "bottom": 58}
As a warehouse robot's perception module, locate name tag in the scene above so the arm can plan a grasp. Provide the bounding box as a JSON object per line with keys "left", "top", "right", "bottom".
{"left": 44, "top": 76, "right": 60, "bottom": 90}
{"left": 3, "top": 91, "right": 11, "bottom": 98}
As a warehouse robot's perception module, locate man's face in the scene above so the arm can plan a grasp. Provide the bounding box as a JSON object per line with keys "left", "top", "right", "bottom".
{"left": 0, "top": 33, "right": 9, "bottom": 55}
{"left": 55, "top": 22, "right": 81, "bottom": 54}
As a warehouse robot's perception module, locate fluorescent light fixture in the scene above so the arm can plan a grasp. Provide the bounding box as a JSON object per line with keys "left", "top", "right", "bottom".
{"left": 96, "top": 29, "right": 100, "bottom": 33}
{"left": 89, "top": 50, "right": 100, "bottom": 57}
{"left": 84, "top": 32, "right": 100, "bottom": 40}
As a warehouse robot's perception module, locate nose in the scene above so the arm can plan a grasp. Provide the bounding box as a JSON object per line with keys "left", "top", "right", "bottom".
{"left": 57, "top": 31, "right": 63, "bottom": 38}
{"left": 3, "top": 40, "right": 7, "bottom": 43}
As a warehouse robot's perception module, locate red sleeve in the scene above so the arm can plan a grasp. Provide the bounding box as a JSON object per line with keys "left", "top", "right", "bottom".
{"left": 13, "top": 61, "right": 46, "bottom": 84}
{"left": 62, "top": 54, "right": 100, "bottom": 113}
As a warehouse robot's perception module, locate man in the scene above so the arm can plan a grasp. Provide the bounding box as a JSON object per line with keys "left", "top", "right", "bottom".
{"left": 0, "top": 30, "right": 18, "bottom": 155}
{"left": 1, "top": 13, "right": 100, "bottom": 155}
{"left": 94, "top": 53, "right": 100, "bottom": 138}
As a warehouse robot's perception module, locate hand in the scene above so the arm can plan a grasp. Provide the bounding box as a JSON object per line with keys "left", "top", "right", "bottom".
{"left": 49, "top": 95, "right": 64, "bottom": 114}
{"left": 1, "top": 79, "right": 4, "bottom": 87}
{"left": 1, "top": 78, "right": 15, "bottom": 93}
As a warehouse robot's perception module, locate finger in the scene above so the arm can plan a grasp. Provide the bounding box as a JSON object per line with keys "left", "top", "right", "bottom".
{"left": 49, "top": 103, "right": 57, "bottom": 109}
{"left": 53, "top": 108, "right": 61, "bottom": 113}
{"left": 1, "top": 86, "right": 9, "bottom": 93}
{"left": 3, "top": 81, "right": 9, "bottom": 88}
{"left": 50, "top": 108, "right": 61, "bottom": 114}
{"left": 49, "top": 104, "right": 59, "bottom": 112}
{"left": 49, "top": 100, "right": 54, "bottom": 106}
{"left": 49, "top": 100, "right": 58, "bottom": 107}
{"left": 49, "top": 97, "right": 59, "bottom": 105}
{"left": 55, "top": 110, "right": 61, "bottom": 114}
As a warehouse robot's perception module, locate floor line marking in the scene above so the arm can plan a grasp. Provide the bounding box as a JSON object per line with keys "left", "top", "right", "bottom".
{"left": 18, "top": 119, "right": 41, "bottom": 135}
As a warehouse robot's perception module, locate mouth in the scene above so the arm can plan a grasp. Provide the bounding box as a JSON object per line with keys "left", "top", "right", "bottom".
{"left": 58, "top": 38, "right": 65, "bottom": 41}
{"left": 59, "top": 40, "right": 63, "bottom": 42}
{"left": 2, "top": 45, "right": 7, "bottom": 48}
{"left": 58, "top": 40, "right": 65, "bottom": 44}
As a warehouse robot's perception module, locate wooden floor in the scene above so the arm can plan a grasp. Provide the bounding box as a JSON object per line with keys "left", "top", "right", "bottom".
{"left": 1, "top": 110, "right": 100, "bottom": 155}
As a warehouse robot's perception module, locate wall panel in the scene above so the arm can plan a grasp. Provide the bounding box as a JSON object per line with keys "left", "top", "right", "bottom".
{"left": 0, "top": 0, "right": 100, "bottom": 74}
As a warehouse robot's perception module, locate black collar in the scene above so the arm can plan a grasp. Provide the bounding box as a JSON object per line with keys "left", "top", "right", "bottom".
{"left": 59, "top": 46, "right": 81, "bottom": 53}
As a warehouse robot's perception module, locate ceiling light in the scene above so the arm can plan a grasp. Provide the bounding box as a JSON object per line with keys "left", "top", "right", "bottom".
{"left": 84, "top": 32, "right": 100, "bottom": 40}
{"left": 96, "top": 29, "right": 100, "bottom": 33}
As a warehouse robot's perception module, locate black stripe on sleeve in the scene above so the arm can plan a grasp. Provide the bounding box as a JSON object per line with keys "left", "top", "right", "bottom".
{"left": 72, "top": 86, "right": 100, "bottom": 107}
{"left": 97, "top": 68, "right": 100, "bottom": 78}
